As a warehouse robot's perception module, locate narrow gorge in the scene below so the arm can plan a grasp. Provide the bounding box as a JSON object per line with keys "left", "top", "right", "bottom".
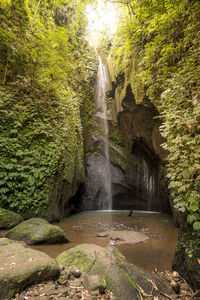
{"left": 0, "top": 0, "right": 199, "bottom": 299}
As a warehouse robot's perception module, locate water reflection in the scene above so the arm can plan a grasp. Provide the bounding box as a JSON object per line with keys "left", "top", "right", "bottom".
{"left": 29, "top": 211, "right": 178, "bottom": 272}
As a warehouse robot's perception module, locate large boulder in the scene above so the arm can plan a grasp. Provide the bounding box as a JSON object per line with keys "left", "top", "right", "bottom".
{"left": 56, "top": 244, "right": 173, "bottom": 300}
{"left": 6, "top": 218, "right": 68, "bottom": 245}
{"left": 0, "top": 208, "right": 23, "bottom": 229}
{"left": 0, "top": 240, "right": 60, "bottom": 299}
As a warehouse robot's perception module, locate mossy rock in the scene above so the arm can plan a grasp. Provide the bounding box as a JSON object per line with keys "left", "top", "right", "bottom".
{"left": 0, "top": 208, "right": 24, "bottom": 229}
{"left": 0, "top": 242, "right": 60, "bottom": 299}
{"left": 6, "top": 218, "right": 68, "bottom": 245}
{"left": 56, "top": 244, "right": 173, "bottom": 300}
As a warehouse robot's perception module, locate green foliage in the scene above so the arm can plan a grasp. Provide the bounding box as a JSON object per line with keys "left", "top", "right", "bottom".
{"left": 109, "top": 0, "right": 200, "bottom": 230}
{"left": 0, "top": 0, "right": 97, "bottom": 214}
{"left": 109, "top": 129, "right": 122, "bottom": 145}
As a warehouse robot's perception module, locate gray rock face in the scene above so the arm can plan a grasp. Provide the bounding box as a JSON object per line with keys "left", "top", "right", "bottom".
{"left": 82, "top": 154, "right": 111, "bottom": 210}
{"left": 0, "top": 208, "right": 23, "bottom": 229}
{"left": 0, "top": 241, "right": 60, "bottom": 299}
{"left": 82, "top": 152, "right": 136, "bottom": 210}
{"left": 56, "top": 243, "right": 173, "bottom": 300}
{"left": 118, "top": 84, "right": 167, "bottom": 161}
{"left": 116, "top": 88, "right": 170, "bottom": 212}
{"left": 82, "top": 83, "right": 170, "bottom": 212}
{"left": 6, "top": 218, "right": 68, "bottom": 245}
{"left": 82, "top": 145, "right": 164, "bottom": 211}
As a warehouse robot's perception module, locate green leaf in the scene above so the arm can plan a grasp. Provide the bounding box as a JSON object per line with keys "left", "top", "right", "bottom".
{"left": 189, "top": 195, "right": 199, "bottom": 212}
{"left": 193, "top": 222, "right": 200, "bottom": 231}
{"left": 187, "top": 214, "right": 198, "bottom": 224}
{"left": 182, "top": 169, "right": 191, "bottom": 179}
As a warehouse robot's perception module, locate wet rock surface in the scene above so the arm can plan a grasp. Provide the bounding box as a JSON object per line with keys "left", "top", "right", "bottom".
{"left": 98, "top": 229, "right": 148, "bottom": 245}
{"left": 6, "top": 218, "right": 68, "bottom": 245}
{"left": 72, "top": 218, "right": 160, "bottom": 245}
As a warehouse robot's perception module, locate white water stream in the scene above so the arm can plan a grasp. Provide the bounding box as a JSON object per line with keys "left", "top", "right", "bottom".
{"left": 95, "top": 58, "right": 112, "bottom": 210}
{"left": 142, "top": 158, "right": 155, "bottom": 211}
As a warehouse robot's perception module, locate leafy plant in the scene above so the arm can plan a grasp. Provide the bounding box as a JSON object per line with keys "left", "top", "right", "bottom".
{"left": 108, "top": 0, "right": 200, "bottom": 231}
{"left": 0, "top": 0, "right": 97, "bottom": 215}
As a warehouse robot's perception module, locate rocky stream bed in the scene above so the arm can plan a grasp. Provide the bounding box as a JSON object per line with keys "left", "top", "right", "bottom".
{"left": 0, "top": 209, "right": 199, "bottom": 300}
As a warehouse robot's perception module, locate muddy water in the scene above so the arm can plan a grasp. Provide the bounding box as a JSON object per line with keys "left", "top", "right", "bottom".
{"left": 30, "top": 211, "right": 178, "bottom": 272}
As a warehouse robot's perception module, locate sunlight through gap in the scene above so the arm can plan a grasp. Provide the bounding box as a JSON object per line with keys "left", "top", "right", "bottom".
{"left": 86, "top": 0, "right": 117, "bottom": 46}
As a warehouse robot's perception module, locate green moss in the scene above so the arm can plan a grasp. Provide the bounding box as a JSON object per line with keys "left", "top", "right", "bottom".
{"left": 113, "top": 248, "right": 125, "bottom": 263}
{"left": 56, "top": 250, "right": 93, "bottom": 272}
{"left": 124, "top": 272, "right": 137, "bottom": 290}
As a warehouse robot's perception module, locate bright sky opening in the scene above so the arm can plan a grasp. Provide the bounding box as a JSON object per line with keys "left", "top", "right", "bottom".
{"left": 86, "top": 0, "right": 117, "bottom": 46}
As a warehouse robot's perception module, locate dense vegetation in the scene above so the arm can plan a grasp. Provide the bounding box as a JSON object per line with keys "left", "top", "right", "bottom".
{"left": 0, "top": 0, "right": 199, "bottom": 232}
{"left": 108, "top": 0, "right": 200, "bottom": 231}
{"left": 0, "top": 0, "right": 97, "bottom": 217}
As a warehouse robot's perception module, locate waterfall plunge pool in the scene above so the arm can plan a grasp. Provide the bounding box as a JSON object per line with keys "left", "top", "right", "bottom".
{"left": 29, "top": 210, "right": 178, "bottom": 272}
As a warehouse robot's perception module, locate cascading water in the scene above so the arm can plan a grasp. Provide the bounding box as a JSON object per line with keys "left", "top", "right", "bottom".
{"left": 142, "top": 158, "right": 156, "bottom": 211}
{"left": 94, "top": 57, "right": 112, "bottom": 210}
{"left": 82, "top": 61, "right": 163, "bottom": 213}
{"left": 134, "top": 141, "right": 159, "bottom": 211}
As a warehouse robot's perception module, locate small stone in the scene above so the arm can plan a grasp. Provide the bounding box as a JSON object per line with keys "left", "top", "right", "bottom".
{"left": 172, "top": 271, "right": 179, "bottom": 278}
{"left": 128, "top": 210, "right": 133, "bottom": 217}
{"left": 172, "top": 271, "right": 180, "bottom": 282}
{"left": 73, "top": 269, "right": 81, "bottom": 278}
{"left": 59, "top": 264, "right": 65, "bottom": 272}
{"left": 108, "top": 240, "right": 116, "bottom": 246}
{"left": 170, "top": 279, "right": 180, "bottom": 294}
{"left": 76, "top": 292, "right": 82, "bottom": 298}
{"left": 97, "top": 233, "right": 108, "bottom": 238}
{"left": 110, "top": 236, "right": 120, "bottom": 241}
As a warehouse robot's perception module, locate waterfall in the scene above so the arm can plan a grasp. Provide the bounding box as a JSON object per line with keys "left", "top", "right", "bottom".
{"left": 95, "top": 57, "right": 112, "bottom": 210}
{"left": 142, "top": 158, "right": 155, "bottom": 211}
{"left": 134, "top": 142, "right": 158, "bottom": 211}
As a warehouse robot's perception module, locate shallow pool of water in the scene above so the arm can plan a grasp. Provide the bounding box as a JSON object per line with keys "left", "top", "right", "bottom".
{"left": 29, "top": 210, "right": 178, "bottom": 272}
